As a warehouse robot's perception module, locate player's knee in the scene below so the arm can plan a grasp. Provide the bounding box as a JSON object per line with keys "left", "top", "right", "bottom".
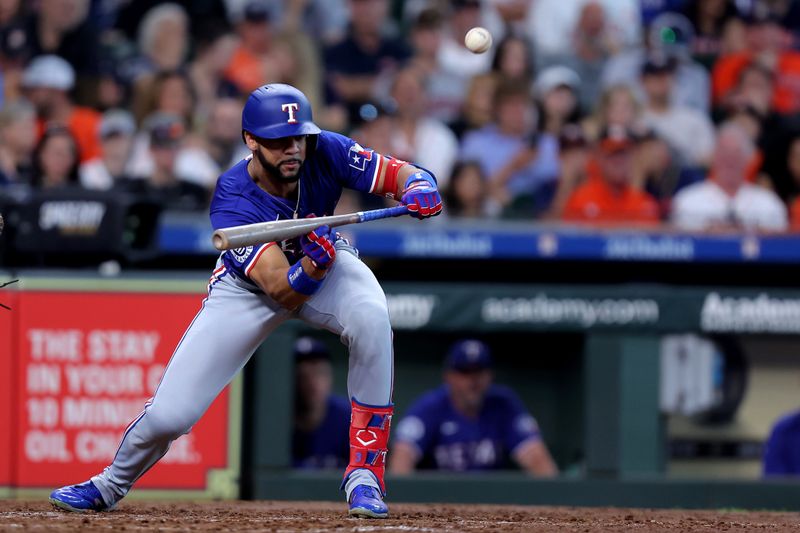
{"left": 142, "top": 404, "right": 196, "bottom": 440}
{"left": 342, "top": 298, "right": 391, "bottom": 339}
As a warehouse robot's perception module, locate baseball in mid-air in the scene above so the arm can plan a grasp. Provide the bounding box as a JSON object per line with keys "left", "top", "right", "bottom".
{"left": 464, "top": 27, "right": 493, "bottom": 54}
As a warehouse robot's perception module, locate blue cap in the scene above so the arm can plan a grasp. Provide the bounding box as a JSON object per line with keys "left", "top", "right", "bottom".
{"left": 445, "top": 339, "right": 492, "bottom": 372}
{"left": 294, "top": 336, "right": 330, "bottom": 362}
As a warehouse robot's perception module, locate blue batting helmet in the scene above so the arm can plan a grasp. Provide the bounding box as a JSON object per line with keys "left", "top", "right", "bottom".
{"left": 242, "top": 83, "right": 321, "bottom": 140}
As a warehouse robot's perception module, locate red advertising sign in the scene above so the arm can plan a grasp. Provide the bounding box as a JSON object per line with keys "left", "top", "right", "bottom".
{"left": 0, "top": 291, "right": 15, "bottom": 486}
{"left": 14, "top": 291, "right": 230, "bottom": 490}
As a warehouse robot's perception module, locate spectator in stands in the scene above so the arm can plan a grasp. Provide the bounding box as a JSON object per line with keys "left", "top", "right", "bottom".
{"left": 0, "top": 0, "right": 26, "bottom": 70}
{"left": 188, "top": 26, "right": 240, "bottom": 122}
{"left": 0, "top": 0, "right": 26, "bottom": 103}
{"left": 404, "top": 0, "right": 528, "bottom": 40}
{"left": 536, "top": 66, "right": 583, "bottom": 138}
{"left": 134, "top": 70, "right": 196, "bottom": 129}
{"left": 351, "top": 101, "right": 396, "bottom": 158}
{"left": 724, "top": 62, "right": 776, "bottom": 120}
{"left": 222, "top": 1, "right": 283, "bottom": 95}
{"left": 390, "top": 339, "right": 558, "bottom": 475}
{"left": 79, "top": 109, "right": 136, "bottom": 190}
{"left": 546, "top": 123, "right": 590, "bottom": 218}
{"left": 17, "top": 0, "right": 101, "bottom": 83}
{"left": 389, "top": 66, "right": 458, "bottom": 190}
{"left": 779, "top": 135, "right": 800, "bottom": 229}
{"left": 133, "top": 3, "right": 189, "bottom": 77}
{"left": 230, "top": 16, "right": 323, "bottom": 112}
{"left": 409, "top": 8, "right": 462, "bottom": 122}
{"left": 759, "top": 0, "right": 800, "bottom": 31}
{"left": 323, "top": 0, "right": 410, "bottom": 121}
{"left": 292, "top": 336, "right": 351, "bottom": 469}
{"left": 116, "top": 113, "right": 208, "bottom": 211}
{"left": 495, "top": 65, "right": 585, "bottom": 214}
{"left": 269, "top": 32, "right": 324, "bottom": 117}
{"left": 437, "top": 0, "right": 492, "bottom": 86}
{"left": 639, "top": 0, "right": 687, "bottom": 25}
{"left": 126, "top": 110, "right": 219, "bottom": 189}
{"left": 113, "top": 0, "right": 228, "bottom": 42}
{"left": 583, "top": 84, "right": 641, "bottom": 143}
{"left": 486, "top": 0, "right": 531, "bottom": 37}
{"left": 0, "top": 99, "right": 36, "bottom": 186}
{"left": 460, "top": 80, "right": 554, "bottom": 217}
{"left": 633, "top": 127, "right": 686, "bottom": 206}
{"left": 94, "top": 61, "right": 130, "bottom": 113}
{"left": 712, "top": 10, "right": 800, "bottom": 115}
{"left": 201, "top": 98, "right": 249, "bottom": 173}
{"left": 682, "top": 0, "right": 746, "bottom": 68}
{"left": 562, "top": 126, "right": 660, "bottom": 224}
{"left": 640, "top": 54, "right": 716, "bottom": 168}
{"left": 525, "top": 0, "right": 640, "bottom": 66}
{"left": 490, "top": 33, "right": 535, "bottom": 86}
{"left": 726, "top": 63, "right": 800, "bottom": 194}
{"left": 279, "top": 0, "right": 349, "bottom": 46}
{"left": 443, "top": 161, "right": 491, "bottom": 218}
{"left": 343, "top": 101, "right": 395, "bottom": 212}
{"left": 671, "top": 123, "right": 788, "bottom": 232}
{"left": 602, "top": 12, "right": 710, "bottom": 113}
{"left": 31, "top": 125, "right": 79, "bottom": 189}
{"left": 0, "top": 0, "right": 21, "bottom": 32}
{"left": 763, "top": 408, "right": 800, "bottom": 476}
{"left": 723, "top": 101, "right": 769, "bottom": 180}
{"left": 447, "top": 73, "right": 497, "bottom": 140}
{"left": 21, "top": 55, "right": 101, "bottom": 163}
{"left": 541, "top": 2, "right": 614, "bottom": 111}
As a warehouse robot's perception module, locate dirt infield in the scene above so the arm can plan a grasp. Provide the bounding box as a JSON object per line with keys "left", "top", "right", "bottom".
{"left": 2, "top": 500, "right": 800, "bottom": 532}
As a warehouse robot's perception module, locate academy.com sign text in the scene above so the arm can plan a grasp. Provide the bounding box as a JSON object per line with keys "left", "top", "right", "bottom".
{"left": 481, "top": 295, "right": 660, "bottom": 328}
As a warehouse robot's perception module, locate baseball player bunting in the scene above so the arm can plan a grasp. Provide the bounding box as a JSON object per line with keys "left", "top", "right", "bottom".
{"left": 49, "top": 84, "right": 441, "bottom": 519}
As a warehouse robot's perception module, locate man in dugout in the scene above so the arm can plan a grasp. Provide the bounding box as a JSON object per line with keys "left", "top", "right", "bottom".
{"left": 389, "top": 339, "right": 558, "bottom": 475}
{"left": 292, "top": 336, "right": 351, "bottom": 469}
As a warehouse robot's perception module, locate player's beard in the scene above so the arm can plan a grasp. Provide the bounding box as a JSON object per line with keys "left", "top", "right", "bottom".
{"left": 256, "top": 148, "right": 303, "bottom": 183}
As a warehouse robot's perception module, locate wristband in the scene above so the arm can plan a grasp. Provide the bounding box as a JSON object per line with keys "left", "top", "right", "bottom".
{"left": 404, "top": 170, "right": 436, "bottom": 189}
{"left": 287, "top": 260, "right": 323, "bottom": 296}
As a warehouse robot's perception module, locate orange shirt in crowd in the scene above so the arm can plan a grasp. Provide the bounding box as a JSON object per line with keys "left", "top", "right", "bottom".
{"left": 562, "top": 177, "right": 661, "bottom": 224}
{"left": 37, "top": 107, "right": 102, "bottom": 163}
{"left": 222, "top": 45, "right": 268, "bottom": 95}
{"left": 712, "top": 51, "right": 800, "bottom": 114}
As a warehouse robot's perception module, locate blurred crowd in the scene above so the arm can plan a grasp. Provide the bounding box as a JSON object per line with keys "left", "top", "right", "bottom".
{"left": 2, "top": 0, "right": 800, "bottom": 232}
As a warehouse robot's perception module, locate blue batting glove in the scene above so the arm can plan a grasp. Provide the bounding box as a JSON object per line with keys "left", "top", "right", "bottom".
{"left": 400, "top": 171, "right": 442, "bottom": 219}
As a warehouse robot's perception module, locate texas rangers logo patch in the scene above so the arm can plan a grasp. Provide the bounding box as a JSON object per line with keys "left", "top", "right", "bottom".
{"left": 348, "top": 143, "right": 373, "bottom": 172}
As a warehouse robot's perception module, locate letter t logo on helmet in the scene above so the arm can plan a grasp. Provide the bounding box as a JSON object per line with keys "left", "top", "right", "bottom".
{"left": 242, "top": 84, "right": 321, "bottom": 140}
{"left": 281, "top": 103, "right": 299, "bottom": 124}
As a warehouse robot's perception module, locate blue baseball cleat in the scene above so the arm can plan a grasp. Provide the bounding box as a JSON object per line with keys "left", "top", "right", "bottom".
{"left": 348, "top": 485, "right": 388, "bottom": 519}
{"left": 50, "top": 481, "right": 110, "bottom": 512}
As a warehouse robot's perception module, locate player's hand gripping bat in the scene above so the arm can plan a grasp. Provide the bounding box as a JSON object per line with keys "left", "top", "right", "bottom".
{"left": 212, "top": 205, "right": 410, "bottom": 251}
